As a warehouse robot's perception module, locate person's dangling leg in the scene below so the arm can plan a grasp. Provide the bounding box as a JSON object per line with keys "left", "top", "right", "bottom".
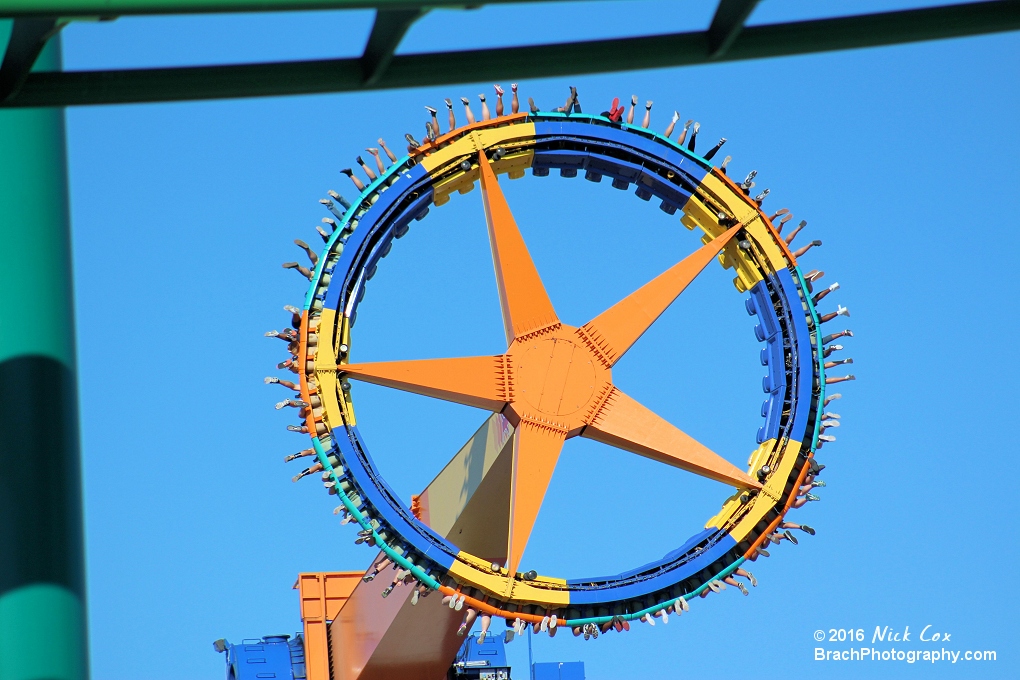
{"left": 704, "top": 137, "right": 727, "bottom": 160}
{"left": 340, "top": 168, "right": 365, "bottom": 191}
{"left": 265, "top": 376, "right": 299, "bottom": 391}
{"left": 461, "top": 97, "right": 476, "bottom": 124}
{"left": 641, "top": 100, "right": 652, "bottom": 128}
{"left": 445, "top": 98, "right": 456, "bottom": 131}
{"left": 687, "top": 122, "right": 700, "bottom": 151}
{"left": 793, "top": 240, "right": 822, "bottom": 258}
{"left": 366, "top": 147, "right": 386, "bottom": 174}
{"left": 283, "top": 262, "right": 313, "bottom": 280}
{"left": 378, "top": 138, "right": 397, "bottom": 163}
{"left": 479, "top": 93, "right": 490, "bottom": 120}
{"left": 784, "top": 220, "right": 807, "bottom": 245}
{"left": 478, "top": 614, "right": 492, "bottom": 641}
{"left": 677, "top": 119, "right": 693, "bottom": 145}
{"left": 294, "top": 239, "right": 318, "bottom": 265}
{"left": 511, "top": 83, "right": 520, "bottom": 113}
{"left": 734, "top": 568, "right": 757, "bottom": 586}
{"left": 425, "top": 106, "right": 440, "bottom": 137}
{"left": 664, "top": 110, "right": 679, "bottom": 137}
{"left": 570, "top": 86, "right": 581, "bottom": 113}
{"left": 356, "top": 156, "right": 376, "bottom": 181}
{"left": 626, "top": 94, "right": 636, "bottom": 124}
{"left": 494, "top": 84, "right": 504, "bottom": 116}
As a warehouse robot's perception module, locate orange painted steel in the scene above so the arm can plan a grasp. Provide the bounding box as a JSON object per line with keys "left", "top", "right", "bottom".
{"left": 506, "top": 421, "right": 568, "bottom": 578}
{"left": 436, "top": 585, "right": 560, "bottom": 628}
{"left": 579, "top": 223, "right": 743, "bottom": 367}
{"left": 330, "top": 567, "right": 466, "bottom": 680}
{"left": 711, "top": 168, "right": 800, "bottom": 265}
{"left": 340, "top": 355, "right": 510, "bottom": 411}
{"left": 478, "top": 150, "right": 560, "bottom": 343}
{"left": 296, "top": 571, "right": 363, "bottom": 680}
{"left": 743, "top": 454, "right": 814, "bottom": 560}
{"left": 340, "top": 158, "right": 760, "bottom": 585}
{"left": 411, "top": 113, "right": 530, "bottom": 158}
{"left": 584, "top": 387, "right": 760, "bottom": 489}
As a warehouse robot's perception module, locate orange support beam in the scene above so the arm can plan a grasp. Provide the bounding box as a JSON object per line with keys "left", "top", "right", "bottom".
{"left": 295, "top": 571, "right": 363, "bottom": 680}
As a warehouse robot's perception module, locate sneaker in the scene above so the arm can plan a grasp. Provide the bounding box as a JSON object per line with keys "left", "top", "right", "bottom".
{"left": 746, "top": 572, "right": 757, "bottom": 587}
{"left": 411, "top": 589, "right": 420, "bottom": 605}
{"left": 424, "top": 105, "right": 437, "bottom": 115}
{"left": 736, "top": 582, "right": 749, "bottom": 596}
{"left": 806, "top": 493, "right": 820, "bottom": 502}
{"left": 381, "top": 586, "right": 392, "bottom": 598}
{"left": 837, "top": 305, "right": 850, "bottom": 317}
{"left": 756, "top": 548, "right": 770, "bottom": 558}
{"left": 817, "top": 434, "right": 836, "bottom": 443}
{"left": 784, "top": 530, "right": 799, "bottom": 545}
{"left": 444, "top": 98, "right": 453, "bottom": 108}
{"left": 457, "top": 623, "right": 467, "bottom": 637}
{"left": 822, "top": 411, "right": 841, "bottom": 419}
{"left": 460, "top": 97, "right": 470, "bottom": 105}
{"left": 265, "top": 329, "right": 280, "bottom": 337}
{"left": 264, "top": 376, "right": 279, "bottom": 384}
{"left": 800, "top": 525, "right": 816, "bottom": 535}
{"left": 812, "top": 480, "right": 827, "bottom": 488}
{"left": 582, "top": 625, "right": 590, "bottom": 641}
{"left": 540, "top": 617, "right": 549, "bottom": 633}
{"left": 590, "top": 623, "right": 599, "bottom": 639}
{"left": 494, "top": 84, "right": 504, "bottom": 95}
{"left": 455, "top": 596, "right": 464, "bottom": 611}
{"left": 363, "top": 572, "right": 375, "bottom": 582}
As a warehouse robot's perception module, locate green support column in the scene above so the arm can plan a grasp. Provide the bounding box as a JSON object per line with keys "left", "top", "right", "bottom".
{"left": 0, "top": 27, "right": 90, "bottom": 680}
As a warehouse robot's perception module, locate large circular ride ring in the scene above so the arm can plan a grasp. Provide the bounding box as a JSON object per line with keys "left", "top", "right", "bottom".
{"left": 289, "top": 110, "right": 833, "bottom": 631}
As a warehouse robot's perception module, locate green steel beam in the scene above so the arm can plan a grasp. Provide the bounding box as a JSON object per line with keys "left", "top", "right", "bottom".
{"left": 360, "top": 8, "right": 426, "bottom": 85}
{"left": 0, "top": 18, "right": 62, "bottom": 101}
{"left": 3, "top": 1, "right": 1019, "bottom": 108}
{"left": 706, "top": 0, "right": 760, "bottom": 57}
{"left": 0, "top": 32, "right": 90, "bottom": 680}
{"left": 0, "top": 0, "right": 576, "bottom": 18}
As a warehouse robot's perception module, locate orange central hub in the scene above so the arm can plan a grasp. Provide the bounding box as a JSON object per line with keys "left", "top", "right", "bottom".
{"left": 507, "top": 325, "right": 611, "bottom": 431}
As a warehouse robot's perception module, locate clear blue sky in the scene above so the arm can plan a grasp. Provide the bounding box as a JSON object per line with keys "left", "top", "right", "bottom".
{"left": 57, "top": 2, "right": 1018, "bottom": 678}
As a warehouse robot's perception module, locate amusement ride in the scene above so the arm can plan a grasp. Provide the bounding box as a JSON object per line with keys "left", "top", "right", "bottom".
{"left": 250, "top": 85, "right": 853, "bottom": 680}
{"left": 11, "top": 3, "right": 1011, "bottom": 680}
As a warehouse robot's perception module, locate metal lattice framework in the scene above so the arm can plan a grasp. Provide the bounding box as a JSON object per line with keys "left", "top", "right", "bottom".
{"left": 2, "top": 1, "right": 1020, "bottom": 106}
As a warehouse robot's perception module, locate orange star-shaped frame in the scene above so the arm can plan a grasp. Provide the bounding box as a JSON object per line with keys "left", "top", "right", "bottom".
{"left": 340, "top": 152, "right": 761, "bottom": 578}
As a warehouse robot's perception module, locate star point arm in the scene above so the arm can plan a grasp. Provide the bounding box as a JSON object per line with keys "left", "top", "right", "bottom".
{"left": 340, "top": 354, "right": 511, "bottom": 412}
{"left": 505, "top": 420, "right": 567, "bottom": 578}
{"left": 583, "top": 386, "right": 761, "bottom": 489}
{"left": 478, "top": 152, "right": 560, "bottom": 343}
{"left": 578, "top": 223, "right": 743, "bottom": 366}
